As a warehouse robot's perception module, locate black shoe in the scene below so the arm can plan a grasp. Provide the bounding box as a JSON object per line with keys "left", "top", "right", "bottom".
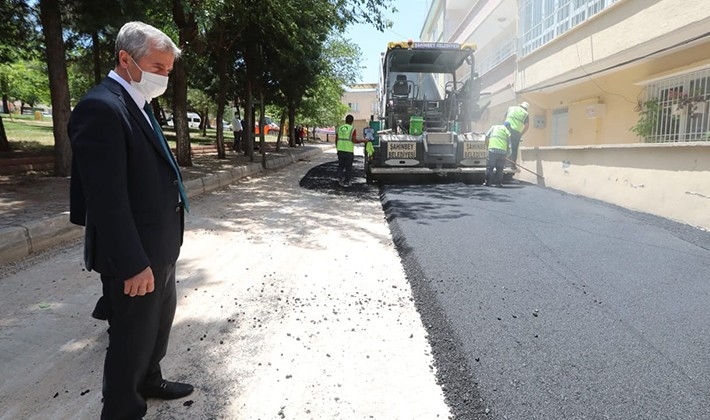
{"left": 141, "top": 380, "right": 194, "bottom": 400}
{"left": 496, "top": 183, "right": 503, "bottom": 188}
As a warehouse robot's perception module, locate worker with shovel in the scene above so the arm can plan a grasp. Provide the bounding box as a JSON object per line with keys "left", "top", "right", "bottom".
{"left": 504, "top": 101, "right": 529, "bottom": 169}
{"left": 484, "top": 121, "right": 512, "bottom": 187}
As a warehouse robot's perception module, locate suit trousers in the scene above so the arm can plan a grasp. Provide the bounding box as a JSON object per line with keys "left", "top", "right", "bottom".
{"left": 100, "top": 263, "right": 177, "bottom": 420}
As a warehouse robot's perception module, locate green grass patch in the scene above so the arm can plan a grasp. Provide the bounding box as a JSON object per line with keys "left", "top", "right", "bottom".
{"left": 0, "top": 114, "right": 280, "bottom": 157}
{"left": 162, "top": 127, "right": 216, "bottom": 146}
{"left": 4, "top": 116, "right": 55, "bottom": 143}
{"left": 2, "top": 115, "right": 55, "bottom": 157}
{"left": 2, "top": 115, "right": 277, "bottom": 154}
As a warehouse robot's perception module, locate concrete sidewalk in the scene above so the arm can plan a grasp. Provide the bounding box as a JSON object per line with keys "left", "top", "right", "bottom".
{"left": 0, "top": 147, "right": 451, "bottom": 420}
{"left": 0, "top": 144, "right": 330, "bottom": 267}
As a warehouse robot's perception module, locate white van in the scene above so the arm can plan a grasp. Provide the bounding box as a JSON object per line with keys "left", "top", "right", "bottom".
{"left": 186, "top": 112, "right": 201, "bottom": 128}
{"left": 166, "top": 113, "right": 202, "bottom": 128}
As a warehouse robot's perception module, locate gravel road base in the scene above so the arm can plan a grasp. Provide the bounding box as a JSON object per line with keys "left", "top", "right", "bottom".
{"left": 0, "top": 149, "right": 451, "bottom": 420}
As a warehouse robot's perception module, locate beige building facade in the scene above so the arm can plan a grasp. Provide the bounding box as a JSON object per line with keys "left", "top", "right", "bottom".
{"left": 516, "top": 0, "right": 710, "bottom": 230}
{"left": 418, "top": 0, "right": 710, "bottom": 230}
{"left": 518, "top": 0, "right": 710, "bottom": 147}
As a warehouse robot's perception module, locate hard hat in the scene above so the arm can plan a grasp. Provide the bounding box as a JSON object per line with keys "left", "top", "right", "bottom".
{"left": 520, "top": 101, "right": 529, "bottom": 110}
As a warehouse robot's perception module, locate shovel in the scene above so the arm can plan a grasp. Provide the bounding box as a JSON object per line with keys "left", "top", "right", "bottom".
{"left": 505, "top": 158, "right": 544, "bottom": 179}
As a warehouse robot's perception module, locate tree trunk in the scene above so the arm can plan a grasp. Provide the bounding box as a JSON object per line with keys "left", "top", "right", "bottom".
{"left": 171, "top": 58, "right": 192, "bottom": 167}
{"left": 288, "top": 102, "right": 296, "bottom": 148}
{"left": 244, "top": 80, "right": 254, "bottom": 161}
{"left": 172, "top": 0, "right": 198, "bottom": 167}
{"left": 215, "top": 51, "right": 229, "bottom": 159}
{"left": 2, "top": 93, "right": 9, "bottom": 115}
{"left": 276, "top": 110, "right": 286, "bottom": 152}
{"left": 0, "top": 115, "right": 10, "bottom": 152}
{"left": 259, "top": 90, "right": 266, "bottom": 168}
{"left": 0, "top": 90, "right": 11, "bottom": 151}
{"left": 39, "top": 0, "right": 72, "bottom": 177}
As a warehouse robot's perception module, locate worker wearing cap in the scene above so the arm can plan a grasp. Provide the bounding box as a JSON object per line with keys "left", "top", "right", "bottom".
{"left": 484, "top": 121, "right": 512, "bottom": 187}
{"left": 504, "top": 101, "right": 530, "bottom": 168}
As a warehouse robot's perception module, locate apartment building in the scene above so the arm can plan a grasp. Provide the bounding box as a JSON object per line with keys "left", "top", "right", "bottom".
{"left": 421, "top": 0, "right": 710, "bottom": 145}
{"left": 517, "top": 0, "right": 710, "bottom": 147}
{"left": 341, "top": 83, "right": 379, "bottom": 136}
{"left": 419, "top": 0, "right": 710, "bottom": 230}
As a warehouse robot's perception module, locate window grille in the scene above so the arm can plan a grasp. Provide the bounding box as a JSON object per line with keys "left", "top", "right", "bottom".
{"left": 348, "top": 102, "right": 359, "bottom": 112}
{"left": 642, "top": 68, "right": 710, "bottom": 143}
{"left": 519, "top": 0, "right": 619, "bottom": 56}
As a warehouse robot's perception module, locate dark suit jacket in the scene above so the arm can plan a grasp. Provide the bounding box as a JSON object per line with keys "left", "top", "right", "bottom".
{"left": 69, "top": 77, "right": 184, "bottom": 281}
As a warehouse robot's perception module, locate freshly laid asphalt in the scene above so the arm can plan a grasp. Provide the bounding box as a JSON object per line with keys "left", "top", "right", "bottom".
{"left": 382, "top": 181, "right": 710, "bottom": 419}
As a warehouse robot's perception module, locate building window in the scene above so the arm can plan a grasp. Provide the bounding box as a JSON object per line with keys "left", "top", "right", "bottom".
{"left": 348, "top": 102, "right": 359, "bottom": 112}
{"left": 519, "top": 0, "right": 619, "bottom": 56}
{"left": 641, "top": 68, "right": 710, "bottom": 143}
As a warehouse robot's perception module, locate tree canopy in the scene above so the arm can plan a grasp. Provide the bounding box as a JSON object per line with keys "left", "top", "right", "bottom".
{"left": 0, "top": 0, "right": 395, "bottom": 169}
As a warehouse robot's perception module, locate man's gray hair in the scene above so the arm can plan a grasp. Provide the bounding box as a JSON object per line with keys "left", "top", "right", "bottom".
{"left": 115, "top": 21, "right": 181, "bottom": 64}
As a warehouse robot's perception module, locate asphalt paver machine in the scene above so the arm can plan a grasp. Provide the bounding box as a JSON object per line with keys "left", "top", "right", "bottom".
{"left": 365, "top": 40, "right": 516, "bottom": 184}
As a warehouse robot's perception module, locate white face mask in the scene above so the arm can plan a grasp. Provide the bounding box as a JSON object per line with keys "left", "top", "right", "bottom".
{"left": 128, "top": 56, "right": 168, "bottom": 101}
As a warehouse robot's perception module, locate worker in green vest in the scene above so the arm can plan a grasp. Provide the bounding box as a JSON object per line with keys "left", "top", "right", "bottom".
{"left": 336, "top": 114, "right": 365, "bottom": 187}
{"left": 504, "top": 101, "right": 529, "bottom": 169}
{"left": 484, "top": 121, "right": 512, "bottom": 187}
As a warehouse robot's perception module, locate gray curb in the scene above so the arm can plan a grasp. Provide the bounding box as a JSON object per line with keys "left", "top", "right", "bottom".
{"left": 0, "top": 145, "right": 328, "bottom": 267}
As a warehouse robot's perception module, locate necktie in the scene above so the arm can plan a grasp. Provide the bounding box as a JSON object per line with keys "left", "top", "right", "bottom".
{"left": 143, "top": 102, "right": 189, "bottom": 212}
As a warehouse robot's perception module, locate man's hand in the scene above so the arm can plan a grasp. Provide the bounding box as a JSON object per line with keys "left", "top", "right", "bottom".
{"left": 123, "top": 266, "right": 155, "bottom": 297}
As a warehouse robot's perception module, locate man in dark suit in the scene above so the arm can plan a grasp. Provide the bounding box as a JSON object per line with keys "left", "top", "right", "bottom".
{"left": 69, "top": 21, "right": 193, "bottom": 420}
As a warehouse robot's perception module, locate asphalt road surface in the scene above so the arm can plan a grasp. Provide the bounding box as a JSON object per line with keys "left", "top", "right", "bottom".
{"left": 381, "top": 180, "right": 710, "bottom": 419}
